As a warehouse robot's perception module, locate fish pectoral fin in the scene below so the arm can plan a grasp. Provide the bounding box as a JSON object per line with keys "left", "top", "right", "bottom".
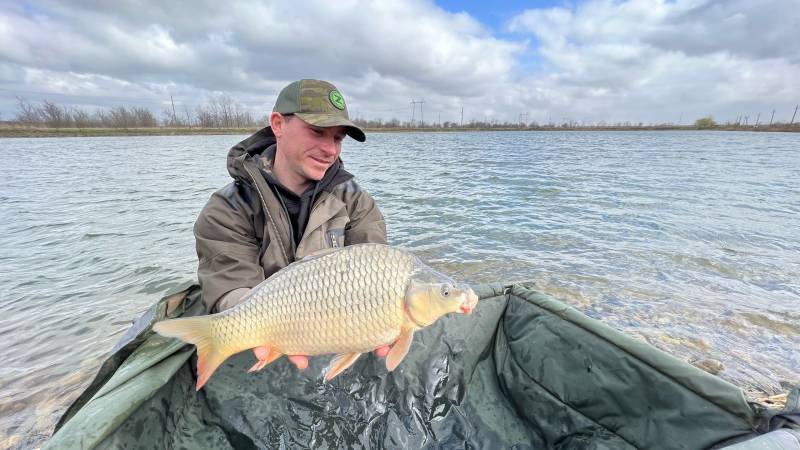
{"left": 248, "top": 347, "right": 284, "bottom": 373}
{"left": 324, "top": 352, "right": 362, "bottom": 381}
{"left": 385, "top": 328, "right": 415, "bottom": 372}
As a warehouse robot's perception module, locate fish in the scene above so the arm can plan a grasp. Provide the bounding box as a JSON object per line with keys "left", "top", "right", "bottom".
{"left": 153, "top": 243, "right": 479, "bottom": 390}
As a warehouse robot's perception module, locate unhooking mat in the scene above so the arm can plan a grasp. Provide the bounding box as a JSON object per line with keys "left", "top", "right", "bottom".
{"left": 46, "top": 283, "right": 799, "bottom": 449}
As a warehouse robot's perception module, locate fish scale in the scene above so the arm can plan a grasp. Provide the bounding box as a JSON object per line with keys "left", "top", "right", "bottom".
{"left": 219, "top": 244, "right": 414, "bottom": 355}
{"left": 153, "top": 243, "right": 479, "bottom": 389}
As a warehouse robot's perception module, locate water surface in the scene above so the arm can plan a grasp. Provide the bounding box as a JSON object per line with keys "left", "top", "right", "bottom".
{"left": 1, "top": 130, "right": 798, "bottom": 447}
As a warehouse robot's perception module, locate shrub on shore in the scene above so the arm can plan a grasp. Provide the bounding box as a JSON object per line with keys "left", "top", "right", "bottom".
{"left": 695, "top": 117, "right": 717, "bottom": 129}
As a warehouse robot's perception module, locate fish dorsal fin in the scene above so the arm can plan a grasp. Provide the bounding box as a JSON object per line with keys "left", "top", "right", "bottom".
{"left": 300, "top": 247, "right": 340, "bottom": 261}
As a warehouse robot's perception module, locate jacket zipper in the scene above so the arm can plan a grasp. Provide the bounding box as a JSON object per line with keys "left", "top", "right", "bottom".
{"left": 308, "top": 192, "right": 341, "bottom": 248}
{"left": 242, "top": 163, "right": 292, "bottom": 264}
{"left": 328, "top": 230, "right": 340, "bottom": 248}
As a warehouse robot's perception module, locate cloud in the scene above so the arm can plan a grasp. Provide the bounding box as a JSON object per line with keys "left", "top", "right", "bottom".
{"left": 0, "top": 0, "right": 798, "bottom": 124}
{"left": 0, "top": 0, "right": 523, "bottom": 121}
{"left": 507, "top": 0, "right": 800, "bottom": 123}
{"left": 650, "top": 1, "right": 800, "bottom": 62}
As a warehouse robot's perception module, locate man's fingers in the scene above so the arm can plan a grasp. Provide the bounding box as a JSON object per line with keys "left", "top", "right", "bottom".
{"left": 259, "top": 349, "right": 389, "bottom": 370}
{"left": 374, "top": 345, "right": 391, "bottom": 358}
{"left": 288, "top": 355, "right": 309, "bottom": 370}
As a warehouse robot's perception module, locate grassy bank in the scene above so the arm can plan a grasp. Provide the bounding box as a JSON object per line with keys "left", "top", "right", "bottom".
{"left": 1, "top": 124, "right": 798, "bottom": 138}
{"left": 0, "top": 126, "right": 260, "bottom": 138}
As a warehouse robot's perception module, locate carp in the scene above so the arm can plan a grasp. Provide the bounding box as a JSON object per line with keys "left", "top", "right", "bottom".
{"left": 153, "top": 244, "right": 479, "bottom": 390}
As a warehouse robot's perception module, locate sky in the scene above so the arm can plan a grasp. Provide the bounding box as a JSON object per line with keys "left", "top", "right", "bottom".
{"left": 1, "top": 0, "right": 798, "bottom": 126}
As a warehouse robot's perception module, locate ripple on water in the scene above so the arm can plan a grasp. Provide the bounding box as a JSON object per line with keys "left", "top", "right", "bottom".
{"left": 1, "top": 131, "right": 799, "bottom": 445}
{"left": 738, "top": 312, "right": 800, "bottom": 336}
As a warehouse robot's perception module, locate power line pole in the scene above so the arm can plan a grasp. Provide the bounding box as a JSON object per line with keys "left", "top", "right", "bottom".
{"left": 791, "top": 104, "right": 798, "bottom": 125}
{"left": 755, "top": 112, "right": 761, "bottom": 128}
{"left": 410, "top": 100, "right": 426, "bottom": 127}
{"left": 460, "top": 106, "right": 464, "bottom": 127}
{"left": 769, "top": 109, "right": 775, "bottom": 126}
{"left": 170, "top": 94, "right": 177, "bottom": 126}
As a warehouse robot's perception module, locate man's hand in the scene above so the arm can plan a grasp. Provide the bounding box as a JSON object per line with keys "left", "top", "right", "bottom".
{"left": 252, "top": 345, "right": 392, "bottom": 371}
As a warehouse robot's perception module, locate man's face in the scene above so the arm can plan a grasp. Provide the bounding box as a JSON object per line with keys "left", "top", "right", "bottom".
{"left": 273, "top": 114, "right": 346, "bottom": 184}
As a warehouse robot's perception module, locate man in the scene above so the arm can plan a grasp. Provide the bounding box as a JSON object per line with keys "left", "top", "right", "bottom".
{"left": 194, "top": 79, "right": 389, "bottom": 370}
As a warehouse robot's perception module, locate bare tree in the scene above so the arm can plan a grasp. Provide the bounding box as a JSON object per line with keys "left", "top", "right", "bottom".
{"left": 94, "top": 109, "right": 109, "bottom": 127}
{"left": 183, "top": 104, "right": 192, "bottom": 128}
{"left": 16, "top": 97, "right": 42, "bottom": 125}
{"left": 132, "top": 107, "right": 157, "bottom": 127}
{"left": 41, "top": 100, "right": 71, "bottom": 127}
{"left": 108, "top": 106, "right": 133, "bottom": 128}
{"left": 161, "top": 106, "right": 179, "bottom": 127}
{"left": 72, "top": 107, "right": 91, "bottom": 127}
{"left": 194, "top": 94, "right": 258, "bottom": 128}
{"left": 195, "top": 104, "right": 215, "bottom": 128}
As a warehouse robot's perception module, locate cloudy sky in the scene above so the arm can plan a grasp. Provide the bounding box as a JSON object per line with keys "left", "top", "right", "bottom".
{"left": 1, "top": 0, "right": 798, "bottom": 125}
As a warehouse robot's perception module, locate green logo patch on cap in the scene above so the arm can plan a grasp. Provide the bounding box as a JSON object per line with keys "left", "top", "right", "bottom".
{"left": 329, "top": 90, "right": 346, "bottom": 110}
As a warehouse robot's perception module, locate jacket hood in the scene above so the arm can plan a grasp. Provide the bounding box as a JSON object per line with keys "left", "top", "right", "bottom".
{"left": 226, "top": 126, "right": 278, "bottom": 183}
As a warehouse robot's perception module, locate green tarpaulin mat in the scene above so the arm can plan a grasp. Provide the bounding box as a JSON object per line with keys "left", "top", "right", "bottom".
{"left": 46, "top": 282, "right": 799, "bottom": 449}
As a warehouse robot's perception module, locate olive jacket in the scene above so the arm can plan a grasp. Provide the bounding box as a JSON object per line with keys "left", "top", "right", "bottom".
{"left": 194, "top": 127, "right": 387, "bottom": 311}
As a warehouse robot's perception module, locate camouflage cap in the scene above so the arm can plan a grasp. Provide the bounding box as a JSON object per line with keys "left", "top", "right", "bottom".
{"left": 273, "top": 79, "right": 366, "bottom": 142}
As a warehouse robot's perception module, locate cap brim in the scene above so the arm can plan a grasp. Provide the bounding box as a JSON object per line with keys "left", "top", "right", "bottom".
{"left": 295, "top": 113, "right": 366, "bottom": 142}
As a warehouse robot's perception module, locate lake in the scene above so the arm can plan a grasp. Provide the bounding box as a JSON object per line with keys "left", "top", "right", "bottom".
{"left": 1, "top": 130, "right": 798, "bottom": 447}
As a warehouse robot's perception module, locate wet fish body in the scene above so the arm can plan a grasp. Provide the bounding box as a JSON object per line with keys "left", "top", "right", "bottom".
{"left": 153, "top": 244, "right": 478, "bottom": 389}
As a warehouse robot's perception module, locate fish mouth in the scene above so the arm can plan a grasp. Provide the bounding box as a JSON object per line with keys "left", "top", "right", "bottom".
{"left": 459, "top": 288, "right": 479, "bottom": 314}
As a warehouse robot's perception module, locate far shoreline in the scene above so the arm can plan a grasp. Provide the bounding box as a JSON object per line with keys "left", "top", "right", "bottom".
{"left": 0, "top": 124, "right": 797, "bottom": 138}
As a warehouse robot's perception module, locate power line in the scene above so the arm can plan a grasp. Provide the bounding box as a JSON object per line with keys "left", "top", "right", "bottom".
{"left": 410, "top": 99, "right": 424, "bottom": 127}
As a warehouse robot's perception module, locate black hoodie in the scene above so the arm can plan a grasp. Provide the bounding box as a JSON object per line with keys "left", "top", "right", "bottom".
{"left": 259, "top": 144, "right": 353, "bottom": 246}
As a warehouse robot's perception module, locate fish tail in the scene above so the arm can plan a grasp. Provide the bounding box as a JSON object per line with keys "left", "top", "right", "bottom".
{"left": 153, "top": 317, "right": 228, "bottom": 390}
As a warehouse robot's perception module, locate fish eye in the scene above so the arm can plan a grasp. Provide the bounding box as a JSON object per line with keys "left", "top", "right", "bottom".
{"left": 441, "top": 285, "right": 452, "bottom": 297}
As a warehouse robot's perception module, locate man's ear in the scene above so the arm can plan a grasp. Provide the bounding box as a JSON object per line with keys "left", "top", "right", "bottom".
{"left": 270, "top": 112, "right": 284, "bottom": 137}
